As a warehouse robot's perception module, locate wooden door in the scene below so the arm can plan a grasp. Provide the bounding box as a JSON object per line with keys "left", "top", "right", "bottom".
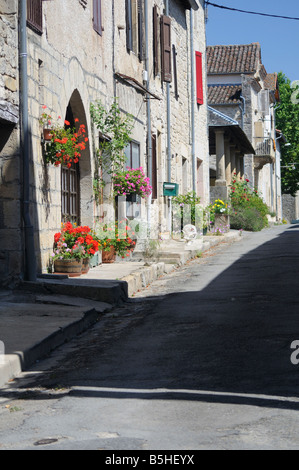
{"left": 61, "top": 163, "right": 80, "bottom": 224}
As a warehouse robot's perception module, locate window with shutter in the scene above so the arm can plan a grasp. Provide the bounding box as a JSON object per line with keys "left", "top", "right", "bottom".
{"left": 93, "top": 0, "right": 102, "bottom": 36}
{"left": 196, "top": 51, "right": 204, "bottom": 105}
{"left": 126, "top": 0, "right": 144, "bottom": 60}
{"left": 153, "top": 5, "right": 159, "bottom": 76}
{"left": 151, "top": 134, "right": 158, "bottom": 200}
{"left": 160, "top": 16, "right": 172, "bottom": 83}
{"left": 27, "top": 0, "right": 43, "bottom": 34}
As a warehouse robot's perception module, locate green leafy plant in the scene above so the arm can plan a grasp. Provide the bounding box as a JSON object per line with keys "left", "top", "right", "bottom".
{"left": 172, "top": 191, "right": 206, "bottom": 233}
{"left": 90, "top": 99, "right": 134, "bottom": 179}
{"left": 229, "top": 176, "right": 269, "bottom": 231}
{"left": 94, "top": 220, "right": 136, "bottom": 258}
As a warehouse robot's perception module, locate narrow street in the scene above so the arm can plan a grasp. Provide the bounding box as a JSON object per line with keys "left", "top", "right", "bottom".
{"left": 0, "top": 224, "right": 299, "bottom": 450}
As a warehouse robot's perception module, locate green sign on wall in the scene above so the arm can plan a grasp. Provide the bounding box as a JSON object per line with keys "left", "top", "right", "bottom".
{"left": 163, "top": 182, "right": 179, "bottom": 197}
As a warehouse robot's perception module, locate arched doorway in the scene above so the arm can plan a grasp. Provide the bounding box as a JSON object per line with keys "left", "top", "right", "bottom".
{"left": 61, "top": 104, "right": 81, "bottom": 224}
{"left": 61, "top": 90, "right": 93, "bottom": 227}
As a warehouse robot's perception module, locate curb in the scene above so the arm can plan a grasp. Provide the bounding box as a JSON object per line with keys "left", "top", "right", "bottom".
{"left": 0, "top": 307, "right": 106, "bottom": 388}
{"left": 122, "top": 231, "right": 243, "bottom": 296}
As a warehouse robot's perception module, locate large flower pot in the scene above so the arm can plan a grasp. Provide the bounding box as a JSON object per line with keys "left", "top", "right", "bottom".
{"left": 54, "top": 259, "right": 82, "bottom": 276}
{"left": 214, "top": 214, "right": 230, "bottom": 233}
{"left": 81, "top": 258, "right": 90, "bottom": 274}
{"left": 102, "top": 246, "right": 116, "bottom": 263}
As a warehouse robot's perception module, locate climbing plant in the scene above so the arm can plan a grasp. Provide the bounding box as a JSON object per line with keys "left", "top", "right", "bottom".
{"left": 90, "top": 99, "right": 134, "bottom": 180}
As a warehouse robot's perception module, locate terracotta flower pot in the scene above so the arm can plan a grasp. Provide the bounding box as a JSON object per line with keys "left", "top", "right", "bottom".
{"left": 102, "top": 246, "right": 116, "bottom": 263}
{"left": 54, "top": 259, "right": 82, "bottom": 276}
{"left": 43, "top": 128, "right": 53, "bottom": 141}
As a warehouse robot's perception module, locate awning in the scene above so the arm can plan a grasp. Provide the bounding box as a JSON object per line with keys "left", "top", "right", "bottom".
{"left": 115, "top": 73, "right": 161, "bottom": 100}
{"left": 208, "top": 106, "right": 255, "bottom": 155}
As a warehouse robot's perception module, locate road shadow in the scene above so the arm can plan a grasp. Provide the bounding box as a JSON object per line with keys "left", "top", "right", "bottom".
{"left": 2, "top": 226, "right": 299, "bottom": 412}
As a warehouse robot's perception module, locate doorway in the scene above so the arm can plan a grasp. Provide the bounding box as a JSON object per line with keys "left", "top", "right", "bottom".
{"left": 61, "top": 104, "right": 80, "bottom": 224}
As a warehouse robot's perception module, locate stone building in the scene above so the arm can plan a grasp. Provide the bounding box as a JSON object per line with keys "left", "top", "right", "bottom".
{"left": 206, "top": 43, "right": 281, "bottom": 218}
{"left": 0, "top": 0, "right": 209, "bottom": 285}
{"left": 0, "top": 0, "right": 21, "bottom": 285}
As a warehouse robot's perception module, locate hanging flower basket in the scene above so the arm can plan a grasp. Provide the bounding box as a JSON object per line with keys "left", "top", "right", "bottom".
{"left": 40, "top": 106, "right": 88, "bottom": 168}
{"left": 112, "top": 167, "right": 152, "bottom": 199}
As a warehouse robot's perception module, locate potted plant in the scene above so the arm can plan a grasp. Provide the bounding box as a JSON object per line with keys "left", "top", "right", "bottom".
{"left": 39, "top": 106, "right": 54, "bottom": 141}
{"left": 210, "top": 199, "right": 231, "bottom": 233}
{"left": 40, "top": 106, "right": 88, "bottom": 168}
{"left": 51, "top": 222, "right": 100, "bottom": 275}
{"left": 112, "top": 167, "right": 152, "bottom": 200}
{"left": 94, "top": 220, "right": 136, "bottom": 263}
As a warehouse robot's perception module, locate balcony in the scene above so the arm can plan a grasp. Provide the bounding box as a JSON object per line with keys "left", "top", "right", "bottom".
{"left": 254, "top": 138, "right": 275, "bottom": 169}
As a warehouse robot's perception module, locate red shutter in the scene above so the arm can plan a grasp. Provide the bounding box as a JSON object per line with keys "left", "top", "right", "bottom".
{"left": 196, "top": 51, "right": 203, "bottom": 105}
{"left": 93, "top": 0, "right": 102, "bottom": 35}
{"left": 160, "top": 15, "right": 172, "bottom": 83}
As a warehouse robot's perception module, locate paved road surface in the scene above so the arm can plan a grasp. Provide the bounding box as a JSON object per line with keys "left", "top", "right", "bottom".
{"left": 0, "top": 224, "right": 299, "bottom": 450}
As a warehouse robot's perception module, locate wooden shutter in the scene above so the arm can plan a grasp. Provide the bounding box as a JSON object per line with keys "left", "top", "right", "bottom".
{"left": 160, "top": 15, "right": 172, "bottom": 83}
{"left": 126, "top": 0, "right": 133, "bottom": 51}
{"left": 196, "top": 51, "right": 204, "bottom": 105}
{"left": 153, "top": 6, "right": 159, "bottom": 76}
{"left": 27, "top": 0, "right": 43, "bottom": 34}
{"left": 93, "top": 0, "right": 102, "bottom": 35}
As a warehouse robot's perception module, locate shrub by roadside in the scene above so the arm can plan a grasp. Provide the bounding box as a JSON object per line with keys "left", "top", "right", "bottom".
{"left": 229, "top": 177, "right": 269, "bottom": 231}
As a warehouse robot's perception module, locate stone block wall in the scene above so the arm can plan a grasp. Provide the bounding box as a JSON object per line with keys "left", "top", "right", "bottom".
{"left": 0, "top": 0, "right": 23, "bottom": 286}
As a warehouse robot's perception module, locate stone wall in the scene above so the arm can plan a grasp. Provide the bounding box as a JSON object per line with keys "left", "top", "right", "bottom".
{"left": 0, "top": 0, "right": 22, "bottom": 286}
{"left": 282, "top": 192, "right": 299, "bottom": 223}
{"left": 0, "top": 0, "right": 210, "bottom": 280}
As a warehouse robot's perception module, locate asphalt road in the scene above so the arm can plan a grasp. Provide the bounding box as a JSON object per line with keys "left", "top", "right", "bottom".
{"left": 0, "top": 224, "right": 299, "bottom": 450}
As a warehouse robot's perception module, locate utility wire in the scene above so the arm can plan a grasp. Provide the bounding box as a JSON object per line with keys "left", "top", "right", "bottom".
{"left": 205, "top": 1, "right": 299, "bottom": 21}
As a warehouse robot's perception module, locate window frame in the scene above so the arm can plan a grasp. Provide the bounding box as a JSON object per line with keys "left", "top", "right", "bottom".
{"left": 27, "top": 0, "right": 43, "bottom": 35}
{"left": 93, "top": 0, "right": 102, "bottom": 36}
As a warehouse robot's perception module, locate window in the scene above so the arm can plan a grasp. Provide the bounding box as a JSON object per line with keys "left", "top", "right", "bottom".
{"left": 172, "top": 45, "right": 179, "bottom": 99}
{"left": 93, "top": 0, "right": 102, "bottom": 35}
{"left": 160, "top": 15, "right": 172, "bottom": 83}
{"left": 27, "top": 0, "right": 43, "bottom": 34}
{"left": 196, "top": 51, "right": 203, "bottom": 105}
{"left": 151, "top": 134, "right": 158, "bottom": 200}
{"left": 126, "top": 0, "right": 143, "bottom": 60}
{"left": 125, "top": 140, "right": 140, "bottom": 168}
{"left": 153, "top": 5, "right": 160, "bottom": 76}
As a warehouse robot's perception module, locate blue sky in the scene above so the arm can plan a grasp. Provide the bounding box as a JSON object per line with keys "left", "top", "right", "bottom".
{"left": 205, "top": 0, "right": 299, "bottom": 82}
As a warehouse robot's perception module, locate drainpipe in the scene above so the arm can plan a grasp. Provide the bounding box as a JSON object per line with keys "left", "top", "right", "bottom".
{"left": 190, "top": 8, "right": 196, "bottom": 192}
{"left": 144, "top": 0, "right": 152, "bottom": 238}
{"left": 165, "top": 0, "right": 172, "bottom": 232}
{"left": 20, "top": 0, "right": 36, "bottom": 281}
{"left": 239, "top": 95, "right": 245, "bottom": 129}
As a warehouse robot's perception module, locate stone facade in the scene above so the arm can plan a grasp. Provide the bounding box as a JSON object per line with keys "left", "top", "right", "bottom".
{"left": 207, "top": 43, "right": 281, "bottom": 218}
{"left": 0, "top": 0, "right": 22, "bottom": 285}
{"left": 0, "top": 0, "right": 209, "bottom": 284}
